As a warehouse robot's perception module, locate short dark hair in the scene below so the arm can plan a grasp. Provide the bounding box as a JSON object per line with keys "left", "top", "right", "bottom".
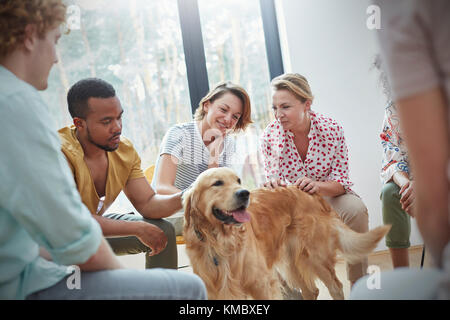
{"left": 67, "top": 78, "right": 116, "bottom": 119}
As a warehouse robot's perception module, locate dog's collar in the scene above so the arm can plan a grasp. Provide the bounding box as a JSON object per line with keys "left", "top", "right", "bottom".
{"left": 192, "top": 226, "right": 218, "bottom": 266}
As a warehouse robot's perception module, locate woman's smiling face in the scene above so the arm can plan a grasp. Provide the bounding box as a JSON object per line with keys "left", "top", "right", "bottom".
{"left": 203, "top": 92, "right": 243, "bottom": 135}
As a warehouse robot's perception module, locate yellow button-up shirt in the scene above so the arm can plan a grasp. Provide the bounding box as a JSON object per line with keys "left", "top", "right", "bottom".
{"left": 58, "top": 126, "right": 144, "bottom": 215}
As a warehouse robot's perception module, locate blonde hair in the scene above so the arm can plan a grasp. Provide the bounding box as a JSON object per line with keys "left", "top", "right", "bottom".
{"left": 271, "top": 73, "right": 314, "bottom": 104}
{"left": 0, "top": 0, "right": 66, "bottom": 58}
{"left": 194, "top": 81, "right": 253, "bottom": 132}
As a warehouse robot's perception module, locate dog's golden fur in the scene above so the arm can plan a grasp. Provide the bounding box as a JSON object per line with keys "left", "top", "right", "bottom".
{"left": 183, "top": 168, "right": 390, "bottom": 300}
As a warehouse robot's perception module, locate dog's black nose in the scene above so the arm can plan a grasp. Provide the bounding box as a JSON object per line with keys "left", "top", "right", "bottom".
{"left": 235, "top": 189, "right": 250, "bottom": 200}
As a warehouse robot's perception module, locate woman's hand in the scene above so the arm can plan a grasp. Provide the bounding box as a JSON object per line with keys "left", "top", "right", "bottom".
{"left": 205, "top": 128, "right": 224, "bottom": 167}
{"left": 399, "top": 180, "right": 415, "bottom": 217}
{"left": 263, "top": 178, "right": 287, "bottom": 189}
{"left": 293, "top": 177, "right": 320, "bottom": 194}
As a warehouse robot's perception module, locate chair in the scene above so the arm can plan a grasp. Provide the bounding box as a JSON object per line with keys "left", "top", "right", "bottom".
{"left": 176, "top": 235, "right": 186, "bottom": 245}
{"left": 144, "top": 165, "right": 155, "bottom": 184}
{"left": 143, "top": 165, "right": 186, "bottom": 246}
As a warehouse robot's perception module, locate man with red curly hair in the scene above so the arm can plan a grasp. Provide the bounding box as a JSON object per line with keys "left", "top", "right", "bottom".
{"left": 0, "top": 0, "right": 206, "bottom": 300}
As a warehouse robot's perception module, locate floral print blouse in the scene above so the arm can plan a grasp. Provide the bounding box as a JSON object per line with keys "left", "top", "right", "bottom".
{"left": 380, "top": 101, "right": 410, "bottom": 184}
{"left": 260, "top": 111, "right": 354, "bottom": 193}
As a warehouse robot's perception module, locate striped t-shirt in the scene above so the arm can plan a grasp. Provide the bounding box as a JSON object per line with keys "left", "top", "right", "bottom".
{"left": 153, "top": 121, "right": 236, "bottom": 191}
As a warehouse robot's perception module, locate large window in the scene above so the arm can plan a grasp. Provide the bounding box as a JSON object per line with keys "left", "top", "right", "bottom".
{"left": 41, "top": 0, "right": 192, "bottom": 169}
{"left": 41, "top": 0, "right": 282, "bottom": 211}
{"left": 197, "top": 0, "right": 276, "bottom": 188}
{"left": 199, "top": 0, "right": 272, "bottom": 127}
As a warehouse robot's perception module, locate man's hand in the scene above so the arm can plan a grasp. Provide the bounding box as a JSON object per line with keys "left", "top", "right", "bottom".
{"left": 135, "top": 222, "right": 167, "bottom": 256}
{"left": 293, "top": 177, "right": 319, "bottom": 194}
{"left": 399, "top": 180, "right": 415, "bottom": 217}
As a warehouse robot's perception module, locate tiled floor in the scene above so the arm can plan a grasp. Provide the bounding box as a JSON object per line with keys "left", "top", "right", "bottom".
{"left": 116, "top": 244, "right": 432, "bottom": 300}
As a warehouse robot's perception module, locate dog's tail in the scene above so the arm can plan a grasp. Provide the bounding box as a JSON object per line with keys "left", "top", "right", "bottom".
{"left": 335, "top": 221, "right": 391, "bottom": 264}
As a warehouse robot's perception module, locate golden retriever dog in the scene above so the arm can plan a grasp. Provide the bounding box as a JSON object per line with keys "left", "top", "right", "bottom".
{"left": 182, "top": 167, "right": 390, "bottom": 300}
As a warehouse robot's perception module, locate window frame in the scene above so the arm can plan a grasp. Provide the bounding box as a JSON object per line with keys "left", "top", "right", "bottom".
{"left": 177, "top": 0, "right": 284, "bottom": 115}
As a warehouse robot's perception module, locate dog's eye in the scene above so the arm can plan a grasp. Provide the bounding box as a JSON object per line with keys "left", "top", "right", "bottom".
{"left": 212, "top": 180, "right": 224, "bottom": 187}
{"left": 237, "top": 178, "right": 241, "bottom": 184}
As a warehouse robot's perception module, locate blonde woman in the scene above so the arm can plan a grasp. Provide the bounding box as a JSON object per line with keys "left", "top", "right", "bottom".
{"left": 260, "top": 73, "right": 369, "bottom": 288}
{"left": 153, "top": 82, "right": 252, "bottom": 195}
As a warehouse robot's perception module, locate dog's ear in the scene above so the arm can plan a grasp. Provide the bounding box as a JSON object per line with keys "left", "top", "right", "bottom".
{"left": 182, "top": 186, "right": 195, "bottom": 228}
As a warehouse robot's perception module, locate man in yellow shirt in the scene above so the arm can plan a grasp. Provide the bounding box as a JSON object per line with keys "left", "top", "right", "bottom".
{"left": 59, "top": 78, "right": 182, "bottom": 269}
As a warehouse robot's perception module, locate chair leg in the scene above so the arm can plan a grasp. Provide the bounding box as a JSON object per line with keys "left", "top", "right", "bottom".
{"left": 420, "top": 245, "right": 425, "bottom": 268}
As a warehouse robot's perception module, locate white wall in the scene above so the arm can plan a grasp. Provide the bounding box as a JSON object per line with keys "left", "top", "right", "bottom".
{"left": 275, "top": 0, "right": 422, "bottom": 251}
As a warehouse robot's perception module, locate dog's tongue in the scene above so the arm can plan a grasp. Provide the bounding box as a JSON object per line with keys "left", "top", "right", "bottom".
{"left": 231, "top": 209, "right": 251, "bottom": 223}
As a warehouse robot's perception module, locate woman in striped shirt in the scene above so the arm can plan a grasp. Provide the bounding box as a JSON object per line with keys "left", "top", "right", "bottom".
{"left": 153, "top": 82, "right": 252, "bottom": 195}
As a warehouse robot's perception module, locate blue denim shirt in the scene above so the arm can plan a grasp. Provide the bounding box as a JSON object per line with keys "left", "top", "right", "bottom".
{"left": 0, "top": 66, "right": 102, "bottom": 299}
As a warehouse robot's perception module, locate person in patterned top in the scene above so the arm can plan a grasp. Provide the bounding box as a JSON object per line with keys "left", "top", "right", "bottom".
{"left": 376, "top": 53, "right": 415, "bottom": 269}
{"left": 380, "top": 100, "right": 415, "bottom": 268}
{"left": 260, "top": 73, "right": 369, "bottom": 288}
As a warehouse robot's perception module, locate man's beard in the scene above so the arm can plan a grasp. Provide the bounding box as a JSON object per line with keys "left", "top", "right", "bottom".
{"left": 87, "top": 127, "right": 119, "bottom": 152}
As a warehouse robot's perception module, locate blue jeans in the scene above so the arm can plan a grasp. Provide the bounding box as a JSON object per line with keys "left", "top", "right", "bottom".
{"left": 26, "top": 268, "right": 207, "bottom": 300}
